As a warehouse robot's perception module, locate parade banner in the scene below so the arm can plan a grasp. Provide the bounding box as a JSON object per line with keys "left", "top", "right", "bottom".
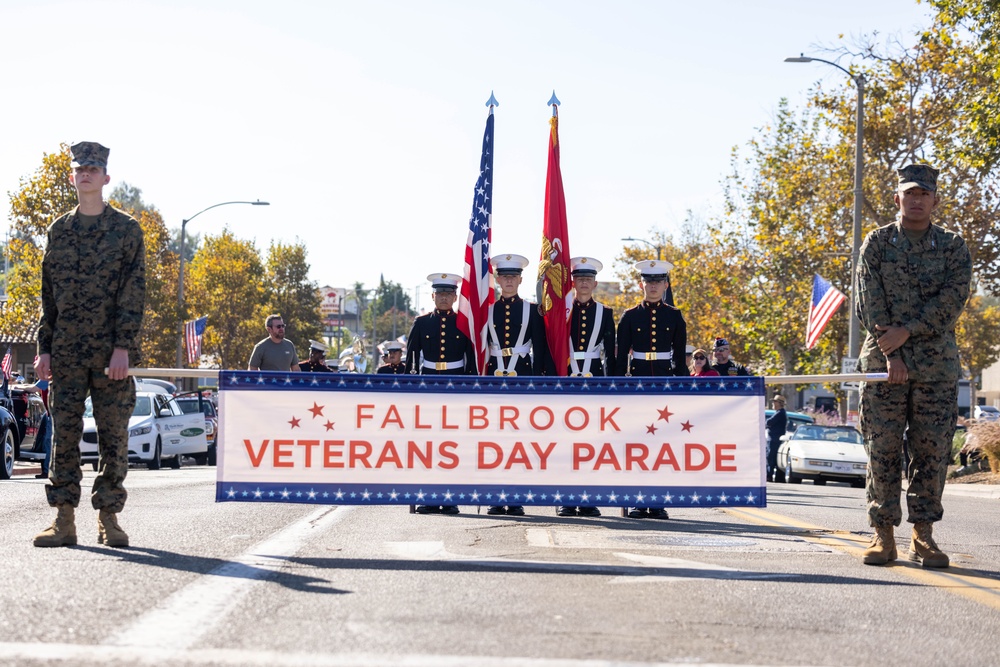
{"left": 216, "top": 371, "right": 767, "bottom": 508}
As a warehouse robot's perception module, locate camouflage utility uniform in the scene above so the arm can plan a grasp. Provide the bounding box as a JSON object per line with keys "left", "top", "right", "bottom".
{"left": 38, "top": 205, "right": 146, "bottom": 512}
{"left": 856, "top": 219, "right": 971, "bottom": 528}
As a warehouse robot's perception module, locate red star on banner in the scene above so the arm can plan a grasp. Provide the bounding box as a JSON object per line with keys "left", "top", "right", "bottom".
{"left": 657, "top": 405, "right": 674, "bottom": 422}
{"left": 289, "top": 416, "right": 301, "bottom": 429}
{"left": 324, "top": 420, "right": 336, "bottom": 431}
{"left": 308, "top": 402, "right": 324, "bottom": 418}
{"left": 646, "top": 424, "right": 658, "bottom": 435}
{"left": 681, "top": 421, "right": 693, "bottom": 432}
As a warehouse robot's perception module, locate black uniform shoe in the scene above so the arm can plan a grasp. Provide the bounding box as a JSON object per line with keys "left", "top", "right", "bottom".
{"left": 440, "top": 505, "right": 459, "bottom": 515}
{"left": 505, "top": 505, "right": 525, "bottom": 516}
{"left": 577, "top": 507, "right": 601, "bottom": 517}
{"left": 487, "top": 505, "right": 506, "bottom": 515}
{"left": 35, "top": 473, "right": 48, "bottom": 479}
{"left": 557, "top": 506, "right": 577, "bottom": 517}
{"left": 628, "top": 508, "right": 649, "bottom": 518}
{"left": 647, "top": 508, "right": 670, "bottom": 519}
{"left": 415, "top": 505, "right": 441, "bottom": 514}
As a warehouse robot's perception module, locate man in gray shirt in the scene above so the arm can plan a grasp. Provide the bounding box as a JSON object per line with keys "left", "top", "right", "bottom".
{"left": 248, "top": 314, "right": 299, "bottom": 371}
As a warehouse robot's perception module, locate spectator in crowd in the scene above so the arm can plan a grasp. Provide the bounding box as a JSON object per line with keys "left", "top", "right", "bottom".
{"left": 857, "top": 164, "right": 971, "bottom": 568}
{"left": 299, "top": 340, "right": 334, "bottom": 372}
{"left": 20, "top": 378, "right": 52, "bottom": 478}
{"left": 766, "top": 395, "right": 788, "bottom": 482}
{"left": 248, "top": 314, "right": 299, "bottom": 372}
{"left": 689, "top": 348, "right": 720, "bottom": 377}
{"left": 405, "top": 272, "right": 475, "bottom": 515}
{"left": 710, "top": 337, "right": 753, "bottom": 376}
{"left": 486, "top": 253, "right": 552, "bottom": 516}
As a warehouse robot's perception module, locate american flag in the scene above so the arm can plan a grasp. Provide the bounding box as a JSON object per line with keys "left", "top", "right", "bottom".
{"left": 184, "top": 316, "right": 208, "bottom": 365}
{"left": 457, "top": 111, "right": 496, "bottom": 374}
{"left": 805, "top": 274, "right": 846, "bottom": 350}
{"left": 1, "top": 345, "right": 12, "bottom": 379}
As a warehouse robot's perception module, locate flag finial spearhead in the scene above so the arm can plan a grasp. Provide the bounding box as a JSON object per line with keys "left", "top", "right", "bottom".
{"left": 486, "top": 91, "right": 499, "bottom": 109}
{"left": 548, "top": 90, "right": 560, "bottom": 107}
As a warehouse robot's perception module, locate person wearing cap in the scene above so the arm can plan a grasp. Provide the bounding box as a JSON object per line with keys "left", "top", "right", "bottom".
{"left": 688, "top": 348, "right": 719, "bottom": 377}
{"left": 33, "top": 141, "right": 145, "bottom": 549}
{"left": 710, "top": 337, "right": 752, "bottom": 376}
{"left": 616, "top": 259, "right": 688, "bottom": 520}
{"left": 765, "top": 395, "right": 788, "bottom": 483}
{"left": 486, "top": 253, "right": 552, "bottom": 516}
{"left": 376, "top": 340, "right": 406, "bottom": 374}
{"left": 558, "top": 256, "right": 616, "bottom": 518}
{"left": 299, "top": 340, "right": 334, "bottom": 372}
{"left": 249, "top": 314, "right": 299, "bottom": 372}
{"left": 405, "top": 272, "right": 475, "bottom": 515}
{"left": 856, "top": 164, "right": 971, "bottom": 569}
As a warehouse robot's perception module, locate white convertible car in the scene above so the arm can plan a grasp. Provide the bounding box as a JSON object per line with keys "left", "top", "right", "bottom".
{"left": 777, "top": 424, "right": 868, "bottom": 487}
{"left": 79, "top": 389, "right": 208, "bottom": 470}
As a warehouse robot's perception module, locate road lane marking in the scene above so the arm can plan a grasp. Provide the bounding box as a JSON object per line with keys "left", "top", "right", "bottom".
{"left": 724, "top": 506, "right": 1000, "bottom": 611}
{"left": 104, "top": 505, "right": 356, "bottom": 651}
{"left": 0, "top": 642, "right": 773, "bottom": 667}
{"left": 384, "top": 539, "right": 793, "bottom": 582}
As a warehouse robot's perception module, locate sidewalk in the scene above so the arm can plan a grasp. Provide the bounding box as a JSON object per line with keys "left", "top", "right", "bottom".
{"left": 943, "top": 482, "right": 1000, "bottom": 500}
{"left": 11, "top": 461, "right": 42, "bottom": 477}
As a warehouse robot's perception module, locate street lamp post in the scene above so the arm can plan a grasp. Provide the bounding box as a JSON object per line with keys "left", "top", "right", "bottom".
{"left": 176, "top": 200, "right": 269, "bottom": 371}
{"left": 621, "top": 236, "right": 663, "bottom": 261}
{"left": 785, "top": 54, "right": 865, "bottom": 362}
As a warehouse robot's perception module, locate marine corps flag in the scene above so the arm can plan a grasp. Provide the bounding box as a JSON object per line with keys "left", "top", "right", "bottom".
{"left": 536, "top": 93, "right": 572, "bottom": 376}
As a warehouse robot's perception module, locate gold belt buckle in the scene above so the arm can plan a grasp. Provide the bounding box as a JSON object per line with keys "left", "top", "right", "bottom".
{"left": 583, "top": 372, "right": 593, "bottom": 378}
{"left": 494, "top": 369, "right": 517, "bottom": 377}
{"left": 435, "top": 362, "right": 449, "bottom": 371}
{"left": 645, "top": 352, "right": 657, "bottom": 361}
{"left": 501, "top": 348, "right": 514, "bottom": 357}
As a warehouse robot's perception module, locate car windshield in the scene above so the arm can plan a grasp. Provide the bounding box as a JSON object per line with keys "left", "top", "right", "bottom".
{"left": 83, "top": 395, "right": 152, "bottom": 418}
{"left": 792, "top": 425, "right": 863, "bottom": 444}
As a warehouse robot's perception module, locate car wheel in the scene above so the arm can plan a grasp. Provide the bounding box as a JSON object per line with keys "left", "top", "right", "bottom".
{"left": 773, "top": 467, "right": 786, "bottom": 483}
{"left": 813, "top": 477, "right": 827, "bottom": 486}
{"left": 851, "top": 478, "right": 865, "bottom": 488}
{"left": 785, "top": 460, "right": 801, "bottom": 484}
{"left": 192, "top": 454, "right": 207, "bottom": 466}
{"left": 1, "top": 428, "right": 15, "bottom": 480}
{"left": 207, "top": 444, "right": 217, "bottom": 467}
{"left": 169, "top": 453, "right": 182, "bottom": 469}
{"left": 148, "top": 438, "right": 162, "bottom": 470}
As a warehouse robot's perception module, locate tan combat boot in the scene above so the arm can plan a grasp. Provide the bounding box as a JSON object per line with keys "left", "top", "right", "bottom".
{"left": 33, "top": 505, "right": 77, "bottom": 547}
{"left": 98, "top": 509, "right": 130, "bottom": 548}
{"left": 862, "top": 524, "right": 897, "bottom": 565}
{"left": 909, "top": 522, "right": 949, "bottom": 568}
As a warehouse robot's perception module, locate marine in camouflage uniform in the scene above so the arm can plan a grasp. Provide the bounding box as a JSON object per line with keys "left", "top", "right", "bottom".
{"left": 33, "top": 141, "right": 145, "bottom": 548}
{"left": 856, "top": 164, "right": 971, "bottom": 568}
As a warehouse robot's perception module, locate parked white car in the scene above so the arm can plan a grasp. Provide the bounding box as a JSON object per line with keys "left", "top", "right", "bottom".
{"left": 79, "top": 390, "right": 208, "bottom": 470}
{"left": 973, "top": 405, "right": 999, "bottom": 421}
{"left": 777, "top": 424, "right": 867, "bottom": 487}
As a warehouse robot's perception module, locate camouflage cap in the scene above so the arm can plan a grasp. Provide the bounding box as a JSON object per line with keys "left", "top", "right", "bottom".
{"left": 897, "top": 164, "right": 938, "bottom": 193}
{"left": 70, "top": 141, "right": 110, "bottom": 169}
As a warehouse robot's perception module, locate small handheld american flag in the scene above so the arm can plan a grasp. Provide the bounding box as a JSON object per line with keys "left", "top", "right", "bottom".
{"left": 806, "top": 274, "right": 846, "bottom": 350}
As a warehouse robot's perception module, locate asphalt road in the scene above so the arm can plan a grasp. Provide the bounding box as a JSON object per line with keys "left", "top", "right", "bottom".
{"left": 2, "top": 463, "right": 998, "bottom": 667}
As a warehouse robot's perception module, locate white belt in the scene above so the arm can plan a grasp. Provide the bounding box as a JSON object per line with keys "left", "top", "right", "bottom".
{"left": 631, "top": 351, "right": 673, "bottom": 361}
{"left": 422, "top": 359, "right": 465, "bottom": 371}
{"left": 571, "top": 351, "right": 602, "bottom": 360}
{"left": 490, "top": 344, "right": 531, "bottom": 358}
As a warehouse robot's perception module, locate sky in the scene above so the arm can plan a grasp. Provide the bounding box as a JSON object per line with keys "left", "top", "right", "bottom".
{"left": 1, "top": 0, "right": 935, "bottom": 310}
